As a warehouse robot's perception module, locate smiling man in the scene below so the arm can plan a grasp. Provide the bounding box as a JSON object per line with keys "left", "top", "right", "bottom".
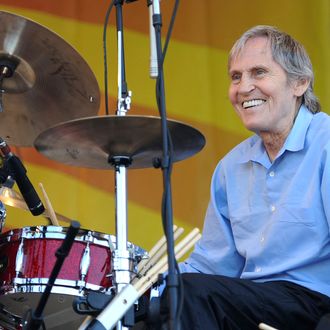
{"left": 172, "top": 26, "right": 330, "bottom": 330}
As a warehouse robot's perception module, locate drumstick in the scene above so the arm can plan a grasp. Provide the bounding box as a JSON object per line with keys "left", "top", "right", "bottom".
{"left": 137, "top": 225, "right": 179, "bottom": 272}
{"left": 139, "top": 227, "right": 200, "bottom": 281}
{"left": 150, "top": 226, "right": 184, "bottom": 265}
{"left": 133, "top": 234, "right": 201, "bottom": 296}
{"left": 135, "top": 228, "right": 200, "bottom": 287}
{"left": 138, "top": 226, "right": 184, "bottom": 275}
{"left": 133, "top": 228, "right": 201, "bottom": 290}
{"left": 174, "top": 232, "right": 201, "bottom": 260}
{"left": 135, "top": 226, "right": 184, "bottom": 284}
{"left": 135, "top": 232, "right": 201, "bottom": 295}
{"left": 138, "top": 229, "right": 200, "bottom": 287}
{"left": 259, "top": 323, "right": 278, "bottom": 330}
{"left": 51, "top": 212, "right": 71, "bottom": 224}
{"left": 173, "top": 228, "right": 200, "bottom": 259}
{"left": 39, "top": 183, "right": 59, "bottom": 226}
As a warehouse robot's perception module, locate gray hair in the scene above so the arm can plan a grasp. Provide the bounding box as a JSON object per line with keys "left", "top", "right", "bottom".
{"left": 228, "top": 25, "right": 321, "bottom": 113}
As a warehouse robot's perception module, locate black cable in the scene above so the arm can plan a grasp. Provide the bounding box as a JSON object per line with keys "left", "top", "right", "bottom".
{"left": 161, "top": 0, "right": 180, "bottom": 63}
{"left": 156, "top": 0, "right": 180, "bottom": 220}
{"left": 103, "top": 0, "right": 116, "bottom": 115}
{"left": 156, "top": 0, "right": 180, "bottom": 224}
{"left": 153, "top": 1, "right": 183, "bottom": 327}
{"left": 175, "top": 261, "right": 184, "bottom": 326}
{"left": 155, "top": 0, "right": 180, "bottom": 108}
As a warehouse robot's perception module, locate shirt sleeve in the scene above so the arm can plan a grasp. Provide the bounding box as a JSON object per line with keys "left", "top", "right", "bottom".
{"left": 179, "top": 161, "right": 245, "bottom": 277}
{"left": 320, "top": 143, "right": 330, "bottom": 234}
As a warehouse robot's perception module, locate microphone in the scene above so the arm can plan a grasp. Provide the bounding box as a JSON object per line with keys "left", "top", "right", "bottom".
{"left": 148, "top": 0, "right": 158, "bottom": 78}
{"left": 0, "top": 138, "right": 45, "bottom": 216}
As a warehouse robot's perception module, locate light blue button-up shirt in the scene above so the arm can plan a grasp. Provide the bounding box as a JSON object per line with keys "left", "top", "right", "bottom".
{"left": 180, "top": 105, "right": 330, "bottom": 297}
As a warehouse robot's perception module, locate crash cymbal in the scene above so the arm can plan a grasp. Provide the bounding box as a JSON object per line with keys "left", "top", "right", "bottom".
{"left": 0, "top": 186, "right": 71, "bottom": 223}
{"left": 0, "top": 11, "right": 100, "bottom": 146}
{"left": 34, "top": 115, "right": 206, "bottom": 169}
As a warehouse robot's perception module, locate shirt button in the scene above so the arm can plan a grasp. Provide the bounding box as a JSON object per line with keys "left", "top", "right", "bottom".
{"left": 269, "top": 171, "right": 275, "bottom": 177}
{"left": 270, "top": 205, "right": 276, "bottom": 212}
{"left": 260, "top": 236, "right": 265, "bottom": 243}
{"left": 255, "top": 267, "right": 262, "bottom": 272}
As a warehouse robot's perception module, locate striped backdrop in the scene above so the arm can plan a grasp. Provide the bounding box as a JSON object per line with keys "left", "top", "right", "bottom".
{"left": 0, "top": 0, "right": 329, "bottom": 252}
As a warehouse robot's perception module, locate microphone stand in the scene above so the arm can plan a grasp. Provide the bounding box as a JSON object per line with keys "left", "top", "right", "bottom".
{"left": 152, "top": 1, "right": 179, "bottom": 329}
{"left": 23, "top": 221, "right": 80, "bottom": 330}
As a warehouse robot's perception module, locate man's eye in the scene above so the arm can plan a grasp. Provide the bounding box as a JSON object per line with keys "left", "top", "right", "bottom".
{"left": 255, "top": 69, "right": 266, "bottom": 75}
{"left": 231, "top": 73, "right": 241, "bottom": 82}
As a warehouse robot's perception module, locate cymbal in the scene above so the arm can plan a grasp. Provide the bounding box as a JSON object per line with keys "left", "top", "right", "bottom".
{"left": 34, "top": 115, "right": 206, "bottom": 169}
{"left": 0, "top": 186, "right": 71, "bottom": 223}
{"left": 0, "top": 11, "right": 100, "bottom": 146}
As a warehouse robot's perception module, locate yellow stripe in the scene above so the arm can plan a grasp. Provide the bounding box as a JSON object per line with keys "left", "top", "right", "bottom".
{"left": 5, "top": 163, "right": 195, "bottom": 250}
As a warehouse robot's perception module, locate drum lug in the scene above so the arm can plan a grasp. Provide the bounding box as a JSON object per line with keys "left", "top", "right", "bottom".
{"left": 0, "top": 200, "right": 6, "bottom": 233}
{"left": 15, "top": 238, "right": 24, "bottom": 277}
{"left": 79, "top": 242, "right": 91, "bottom": 288}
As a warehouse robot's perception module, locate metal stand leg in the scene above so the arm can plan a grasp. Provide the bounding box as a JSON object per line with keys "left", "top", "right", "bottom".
{"left": 110, "top": 157, "right": 132, "bottom": 330}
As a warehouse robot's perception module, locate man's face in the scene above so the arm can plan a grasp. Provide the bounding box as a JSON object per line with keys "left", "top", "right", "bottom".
{"left": 228, "top": 37, "right": 302, "bottom": 135}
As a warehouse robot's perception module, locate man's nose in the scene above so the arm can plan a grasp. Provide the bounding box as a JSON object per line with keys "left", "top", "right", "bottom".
{"left": 237, "top": 75, "right": 255, "bottom": 94}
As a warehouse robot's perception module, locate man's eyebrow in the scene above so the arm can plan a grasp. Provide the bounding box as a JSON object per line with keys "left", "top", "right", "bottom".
{"left": 228, "top": 69, "right": 240, "bottom": 75}
{"left": 251, "top": 65, "right": 268, "bottom": 71}
{"left": 229, "top": 65, "right": 268, "bottom": 74}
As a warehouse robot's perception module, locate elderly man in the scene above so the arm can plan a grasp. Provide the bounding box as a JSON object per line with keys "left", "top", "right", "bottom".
{"left": 173, "top": 25, "right": 330, "bottom": 330}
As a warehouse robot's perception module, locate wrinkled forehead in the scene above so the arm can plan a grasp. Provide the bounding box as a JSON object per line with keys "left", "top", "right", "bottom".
{"left": 228, "top": 36, "right": 272, "bottom": 70}
{"left": 228, "top": 37, "right": 274, "bottom": 71}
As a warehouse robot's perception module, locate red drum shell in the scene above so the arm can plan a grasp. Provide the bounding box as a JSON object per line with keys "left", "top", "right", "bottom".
{"left": 0, "top": 226, "right": 146, "bottom": 330}
{"left": 0, "top": 226, "right": 114, "bottom": 293}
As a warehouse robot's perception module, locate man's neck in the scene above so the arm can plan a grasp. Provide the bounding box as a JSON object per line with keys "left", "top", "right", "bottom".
{"left": 260, "top": 131, "right": 289, "bottom": 162}
{"left": 259, "top": 102, "right": 301, "bottom": 162}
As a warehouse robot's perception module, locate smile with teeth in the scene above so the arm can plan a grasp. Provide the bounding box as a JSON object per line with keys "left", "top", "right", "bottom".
{"left": 242, "top": 99, "right": 266, "bottom": 109}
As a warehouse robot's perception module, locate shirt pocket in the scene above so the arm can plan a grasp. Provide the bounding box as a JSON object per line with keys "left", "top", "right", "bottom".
{"left": 276, "top": 203, "right": 322, "bottom": 226}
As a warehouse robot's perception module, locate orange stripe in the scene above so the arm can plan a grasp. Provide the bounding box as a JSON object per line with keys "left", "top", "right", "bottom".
{"left": 2, "top": 0, "right": 320, "bottom": 51}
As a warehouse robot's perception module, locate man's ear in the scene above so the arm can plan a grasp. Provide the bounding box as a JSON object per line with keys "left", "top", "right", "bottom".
{"left": 293, "top": 78, "right": 310, "bottom": 97}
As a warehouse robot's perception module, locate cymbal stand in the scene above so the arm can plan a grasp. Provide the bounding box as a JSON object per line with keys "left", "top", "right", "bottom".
{"left": 0, "top": 57, "right": 19, "bottom": 112}
{"left": 111, "top": 1, "right": 132, "bottom": 329}
{"left": 82, "top": 3, "right": 137, "bottom": 329}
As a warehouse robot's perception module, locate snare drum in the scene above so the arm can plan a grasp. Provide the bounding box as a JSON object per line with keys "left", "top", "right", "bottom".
{"left": 0, "top": 226, "right": 147, "bottom": 329}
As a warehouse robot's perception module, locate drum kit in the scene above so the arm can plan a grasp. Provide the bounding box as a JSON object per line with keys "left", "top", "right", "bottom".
{"left": 0, "top": 6, "right": 205, "bottom": 330}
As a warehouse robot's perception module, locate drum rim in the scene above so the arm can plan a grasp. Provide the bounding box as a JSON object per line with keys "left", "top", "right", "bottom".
{"left": 1, "top": 277, "right": 114, "bottom": 295}
{"left": 0, "top": 225, "right": 148, "bottom": 256}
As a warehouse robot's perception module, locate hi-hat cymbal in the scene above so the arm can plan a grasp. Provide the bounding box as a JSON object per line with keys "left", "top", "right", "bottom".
{"left": 34, "top": 115, "right": 206, "bottom": 169}
{"left": 0, "top": 186, "right": 71, "bottom": 223}
{"left": 0, "top": 11, "right": 100, "bottom": 146}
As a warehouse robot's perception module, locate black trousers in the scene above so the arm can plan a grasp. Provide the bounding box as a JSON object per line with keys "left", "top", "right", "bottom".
{"left": 160, "top": 273, "right": 330, "bottom": 330}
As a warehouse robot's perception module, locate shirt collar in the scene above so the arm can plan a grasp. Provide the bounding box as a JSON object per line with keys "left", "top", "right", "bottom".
{"left": 281, "top": 104, "right": 313, "bottom": 153}
{"left": 238, "top": 105, "right": 313, "bottom": 165}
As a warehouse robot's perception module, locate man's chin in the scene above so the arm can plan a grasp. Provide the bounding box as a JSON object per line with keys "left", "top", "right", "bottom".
{"left": 241, "top": 122, "right": 261, "bottom": 133}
